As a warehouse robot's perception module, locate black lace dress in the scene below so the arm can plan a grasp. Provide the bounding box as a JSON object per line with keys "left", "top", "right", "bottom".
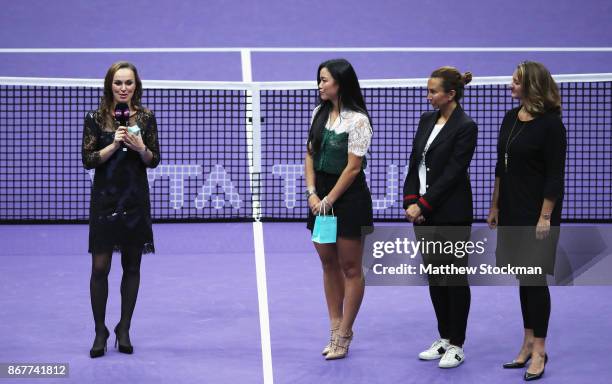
{"left": 81, "top": 110, "right": 160, "bottom": 254}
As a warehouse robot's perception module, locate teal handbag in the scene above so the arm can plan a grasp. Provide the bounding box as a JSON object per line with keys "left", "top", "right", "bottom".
{"left": 311, "top": 200, "right": 337, "bottom": 244}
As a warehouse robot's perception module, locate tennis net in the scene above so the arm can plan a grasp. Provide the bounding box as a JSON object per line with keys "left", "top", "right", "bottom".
{"left": 0, "top": 74, "right": 610, "bottom": 222}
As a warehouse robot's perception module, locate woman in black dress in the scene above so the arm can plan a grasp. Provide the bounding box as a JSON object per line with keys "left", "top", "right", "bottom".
{"left": 403, "top": 67, "right": 477, "bottom": 369}
{"left": 487, "top": 61, "right": 566, "bottom": 381}
{"left": 305, "top": 59, "right": 373, "bottom": 360}
{"left": 82, "top": 61, "right": 160, "bottom": 358}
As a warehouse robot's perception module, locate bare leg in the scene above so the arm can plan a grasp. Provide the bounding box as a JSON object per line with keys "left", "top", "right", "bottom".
{"left": 336, "top": 236, "right": 365, "bottom": 336}
{"left": 314, "top": 242, "right": 343, "bottom": 328}
{"left": 514, "top": 329, "right": 535, "bottom": 363}
{"left": 527, "top": 337, "right": 547, "bottom": 374}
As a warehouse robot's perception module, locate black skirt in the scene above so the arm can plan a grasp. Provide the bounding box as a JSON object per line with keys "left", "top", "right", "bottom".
{"left": 306, "top": 171, "right": 373, "bottom": 238}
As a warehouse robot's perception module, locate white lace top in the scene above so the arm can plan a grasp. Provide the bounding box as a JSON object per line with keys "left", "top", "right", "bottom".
{"left": 311, "top": 106, "right": 373, "bottom": 157}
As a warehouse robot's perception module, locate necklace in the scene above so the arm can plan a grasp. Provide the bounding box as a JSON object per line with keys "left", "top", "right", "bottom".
{"left": 504, "top": 109, "right": 527, "bottom": 172}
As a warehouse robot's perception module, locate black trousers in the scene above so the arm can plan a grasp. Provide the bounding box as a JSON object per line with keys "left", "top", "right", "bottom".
{"left": 519, "top": 285, "right": 551, "bottom": 338}
{"left": 429, "top": 285, "right": 471, "bottom": 346}
{"left": 415, "top": 225, "right": 472, "bottom": 347}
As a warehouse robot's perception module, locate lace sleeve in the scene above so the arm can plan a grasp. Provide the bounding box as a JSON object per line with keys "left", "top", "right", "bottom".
{"left": 306, "top": 105, "right": 322, "bottom": 149}
{"left": 81, "top": 112, "right": 102, "bottom": 170}
{"left": 143, "top": 113, "right": 161, "bottom": 168}
{"left": 348, "top": 114, "right": 372, "bottom": 157}
{"left": 310, "top": 104, "right": 321, "bottom": 126}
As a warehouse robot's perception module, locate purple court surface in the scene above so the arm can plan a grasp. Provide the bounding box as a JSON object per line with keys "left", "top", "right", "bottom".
{"left": 1, "top": 223, "right": 612, "bottom": 384}
{"left": 1, "top": 1, "right": 612, "bottom": 383}
{"left": 0, "top": 224, "right": 264, "bottom": 383}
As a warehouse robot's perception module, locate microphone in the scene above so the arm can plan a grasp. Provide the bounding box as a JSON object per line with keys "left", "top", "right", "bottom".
{"left": 114, "top": 103, "right": 130, "bottom": 151}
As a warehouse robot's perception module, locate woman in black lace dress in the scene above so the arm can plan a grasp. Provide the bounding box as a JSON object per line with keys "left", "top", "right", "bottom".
{"left": 81, "top": 61, "right": 160, "bottom": 358}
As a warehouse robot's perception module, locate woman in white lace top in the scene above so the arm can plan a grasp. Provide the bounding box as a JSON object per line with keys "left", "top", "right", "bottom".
{"left": 305, "top": 58, "right": 373, "bottom": 360}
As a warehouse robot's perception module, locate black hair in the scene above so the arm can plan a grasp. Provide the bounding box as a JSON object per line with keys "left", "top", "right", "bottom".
{"left": 307, "top": 59, "right": 372, "bottom": 155}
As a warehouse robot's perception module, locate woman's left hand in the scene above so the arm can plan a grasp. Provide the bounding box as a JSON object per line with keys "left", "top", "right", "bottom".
{"left": 536, "top": 216, "right": 550, "bottom": 240}
{"left": 318, "top": 196, "right": 333, "bottom": 214}
{"left": 123, "top": 132, "right": 146, "bottom": 153}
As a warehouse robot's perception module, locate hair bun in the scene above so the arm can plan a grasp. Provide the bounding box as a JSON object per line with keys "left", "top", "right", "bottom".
{"left": 462, "top": 72, "right": 473, "bottom": 85}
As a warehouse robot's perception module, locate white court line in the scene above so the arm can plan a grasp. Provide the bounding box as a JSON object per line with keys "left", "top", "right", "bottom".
{"left": 241, "top": 49, "right": 253, "bottom": 82}
{"left": 242, "top": 47, "right": 273, "bottom": 384}
{"left": 2, "top": 73, "right": 612, "bottom": 89}
{"left": 252, "top": 221, "right": 273, "bottom": 384}
{"left": 1, "top": 47, "right": 612, "bottom": 53}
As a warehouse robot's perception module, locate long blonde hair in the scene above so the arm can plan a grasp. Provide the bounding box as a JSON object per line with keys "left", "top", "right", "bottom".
{"left": 516, "top": 61, "right": 561, "bottom": 116}
{"left": 98, "top": 61, "right": 145, "bottom": 129}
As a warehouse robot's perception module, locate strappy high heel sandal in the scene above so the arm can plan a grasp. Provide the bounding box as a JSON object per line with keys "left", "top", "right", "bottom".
{"left": 325, "top": 331, "right": 353, "bottom": 360}
{"left": 322, "top": 327, "right": 339, "bottom": 356}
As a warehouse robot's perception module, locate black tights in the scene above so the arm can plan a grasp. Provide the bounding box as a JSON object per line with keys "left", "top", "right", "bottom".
{"left": 90, "top": 247, "right": 143, "bottom": 333}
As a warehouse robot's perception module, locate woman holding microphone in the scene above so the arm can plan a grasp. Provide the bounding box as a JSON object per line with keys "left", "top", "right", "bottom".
{"left": 82, "top": 61, "right": 160, "bottom": 358}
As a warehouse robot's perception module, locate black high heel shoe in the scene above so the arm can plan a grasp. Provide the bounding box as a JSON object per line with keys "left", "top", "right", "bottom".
{"left": 503, "top": 355, "right": 532, "bottom": 368}
{"left": 89, "top": 327, "right": 110, "bottom": 358}
{"left": 114, "top": 324, "right": 134, "bottom": 354}
{"left": 524, "top": 353, "right": 548, "bottom": 381}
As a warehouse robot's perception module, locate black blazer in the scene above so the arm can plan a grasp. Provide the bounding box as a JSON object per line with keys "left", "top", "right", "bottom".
{"left": 402, "top": 105, "right": 478, "bottom": 224}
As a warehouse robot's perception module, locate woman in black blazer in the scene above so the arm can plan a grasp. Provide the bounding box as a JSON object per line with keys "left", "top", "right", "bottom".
{"left": 403, "top": 67, "right": 477, "bottom": 369}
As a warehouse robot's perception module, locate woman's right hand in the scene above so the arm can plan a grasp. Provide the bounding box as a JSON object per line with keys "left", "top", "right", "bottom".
{"left": 405, "top": 204, "right": 422, "bottom": 223}
{"left": 308, "top": 194, "right": 321, "bottom": 215}
{"left": 487, "top": 207, "right": 499, "bottom": 229}
{"left": 113, "top": 126, "right": 127, "bottom": 148}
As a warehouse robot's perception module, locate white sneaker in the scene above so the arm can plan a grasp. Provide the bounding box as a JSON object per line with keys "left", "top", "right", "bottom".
{"left": 439, "top": 345, "right": 465, "bottom": 368}
{"left": 418, "top": 338, "right": 450, "bottom": 360}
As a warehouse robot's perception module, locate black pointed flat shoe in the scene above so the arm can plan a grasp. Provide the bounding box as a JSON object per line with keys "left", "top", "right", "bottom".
{"left": 524, "top": 354, "right": 548, "bottom": 381}
{"left": 503, "top": 355, "right": 531, "bottom": 369}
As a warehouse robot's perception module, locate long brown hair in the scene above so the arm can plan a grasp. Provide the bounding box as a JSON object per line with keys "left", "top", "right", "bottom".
{"left": 430, "top": 66, "right": 473, "bottom": 103}
{"left": 98, "top": 61, "right": 145, "bottom": 129}
{"left": 516, "top": 61, "right": 561, "bottom": 116}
